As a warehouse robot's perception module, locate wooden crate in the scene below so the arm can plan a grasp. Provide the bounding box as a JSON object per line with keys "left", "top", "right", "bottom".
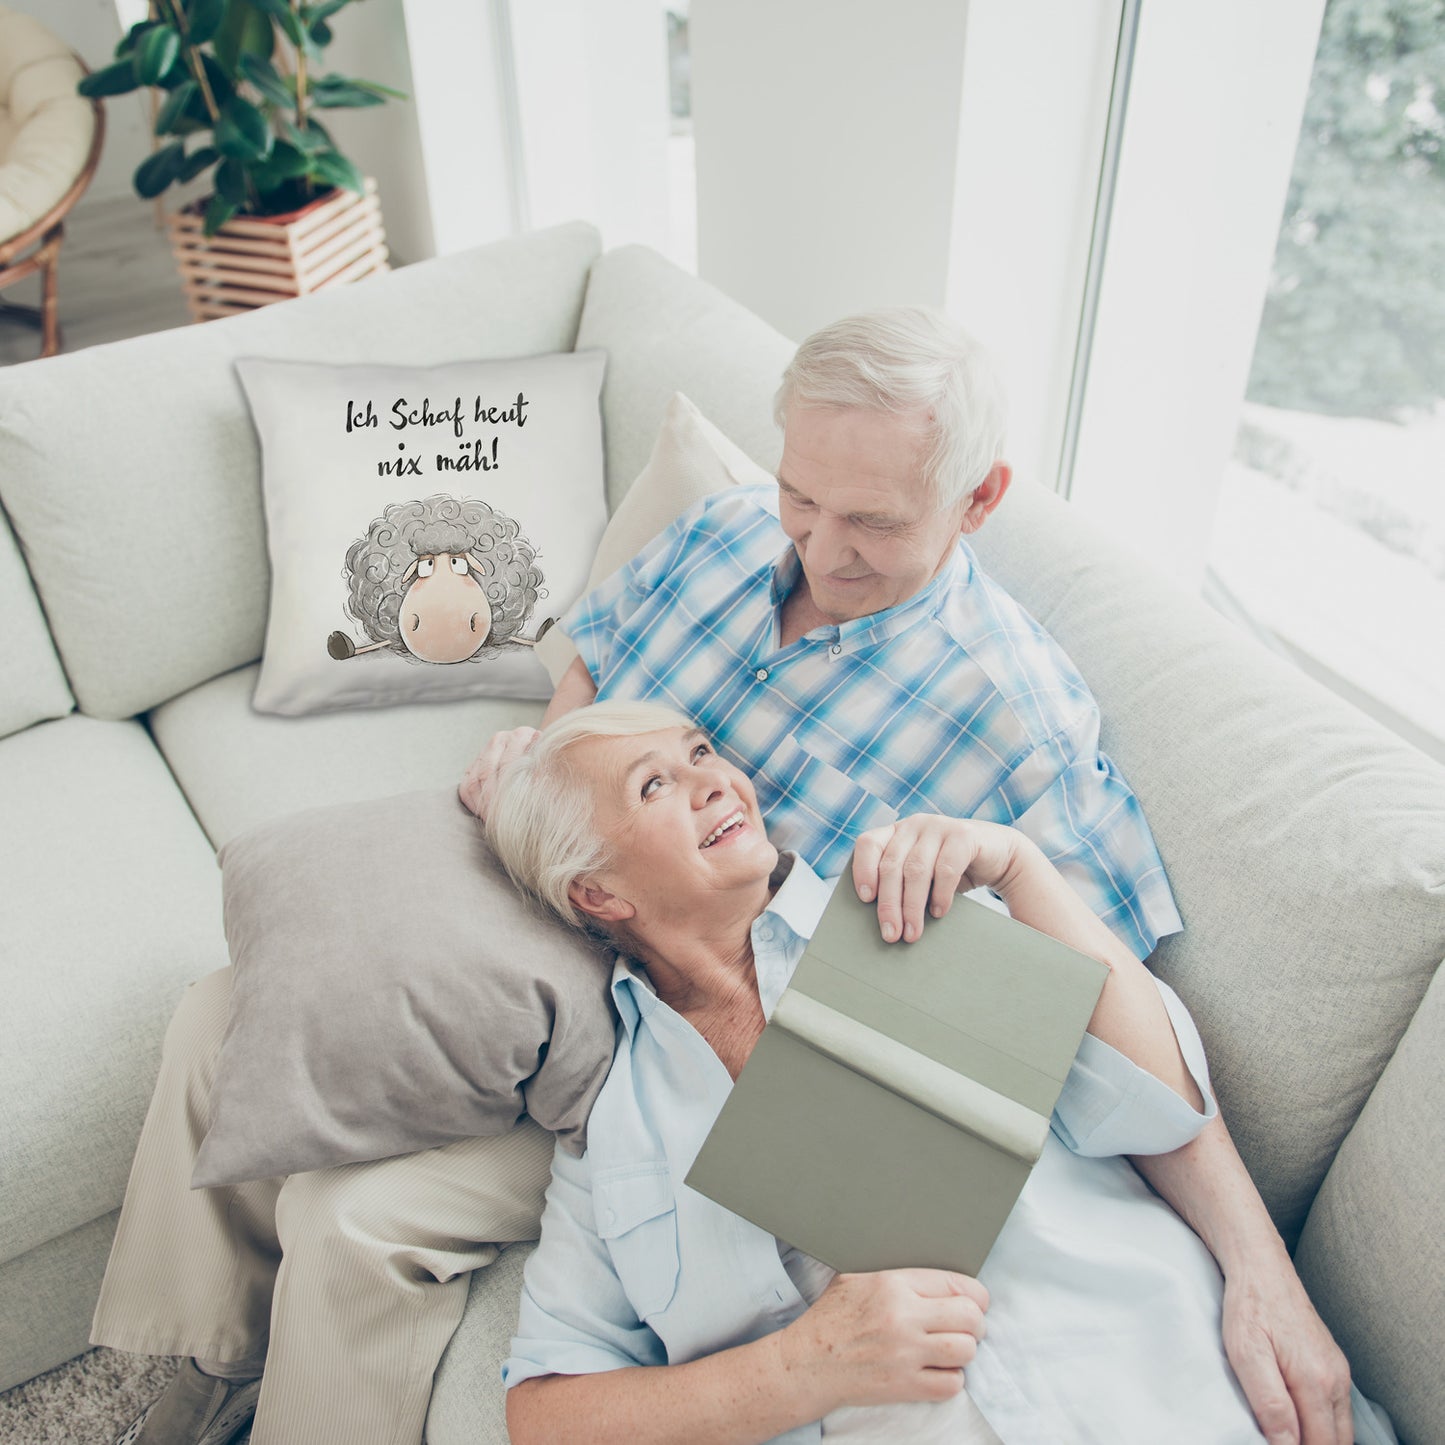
{"left": 166, "top": 178, "right": 389, "bottom": 322}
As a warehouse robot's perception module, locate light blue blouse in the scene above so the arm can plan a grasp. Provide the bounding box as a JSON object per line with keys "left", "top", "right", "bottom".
{"left": 504, "top": 858, "right": 1270, "bottom": 1443}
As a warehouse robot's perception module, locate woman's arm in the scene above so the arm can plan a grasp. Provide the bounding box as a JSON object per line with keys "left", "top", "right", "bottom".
{"left": 851, "top": 815, "right": 1203, "bottom": 1108}
{"left": 509, "top": 1269, "right": 987, "bottom": 1445}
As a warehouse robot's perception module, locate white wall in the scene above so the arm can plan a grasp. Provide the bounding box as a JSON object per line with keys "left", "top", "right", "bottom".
{"left": 509, "top": 0, "right": 671, "bottom": 252}
{"left": 690, "top": 0, "right": 972, "bottom": 343}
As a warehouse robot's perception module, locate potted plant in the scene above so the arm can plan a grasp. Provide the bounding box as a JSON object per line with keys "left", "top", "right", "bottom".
{"left": 79, "top": 0, "right": 405, "bottom": 319}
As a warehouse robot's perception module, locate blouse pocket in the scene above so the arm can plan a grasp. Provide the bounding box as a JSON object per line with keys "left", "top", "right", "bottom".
{"left": 593, "top": 1162, "right": 681, "bottom": 1321}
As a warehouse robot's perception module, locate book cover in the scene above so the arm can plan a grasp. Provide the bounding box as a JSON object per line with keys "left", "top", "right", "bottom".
{"left": 684, "top": 885, "right": 1109, "bottom": 1275}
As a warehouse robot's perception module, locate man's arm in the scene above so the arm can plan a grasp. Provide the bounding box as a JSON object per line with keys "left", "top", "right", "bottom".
{"left": 1131, "top": 1121, "right": 1353, "bottom": 1445}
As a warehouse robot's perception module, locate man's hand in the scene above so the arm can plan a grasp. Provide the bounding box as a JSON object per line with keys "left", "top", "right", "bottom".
{"left": 458, "top": 726, "right": 540, "bottom": 821}
{"left": 851, "top": 815, "right": 1025, "bottom": 943}
{"left": 1221, "top": 1262, "right": 1353, "bottom": 1445}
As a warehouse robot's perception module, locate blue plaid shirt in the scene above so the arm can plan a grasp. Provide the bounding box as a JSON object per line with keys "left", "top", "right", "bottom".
{"left": 564, "top": 485, "right": 1181, "bottom": 959}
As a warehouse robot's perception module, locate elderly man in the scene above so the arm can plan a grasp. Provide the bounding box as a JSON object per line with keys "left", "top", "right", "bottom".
{"left": 95, "top": 310, "right": 1350, "bottom": 1445}
{"left": 463, "top": 309, "right": 1353, "bottom": 1445}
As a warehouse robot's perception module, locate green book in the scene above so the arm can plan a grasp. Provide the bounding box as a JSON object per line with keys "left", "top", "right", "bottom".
{"left": 684, "top": 885, "right": 1110, "bottom": 1276}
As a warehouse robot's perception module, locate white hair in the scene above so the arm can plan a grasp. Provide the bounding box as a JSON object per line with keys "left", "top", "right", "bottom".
{"left": 773, "top": 307, "right": 1008, "bottom": 510}
{"left": 487, "top": 700, "right": 696, "bottom": 931}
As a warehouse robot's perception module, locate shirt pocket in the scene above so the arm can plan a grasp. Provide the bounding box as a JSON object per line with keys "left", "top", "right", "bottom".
{"left": 758, "top": 731, "right": 898, "bottom": 864}
{"left": 593, "top": 1162, "right": 681, "bottom": 1321}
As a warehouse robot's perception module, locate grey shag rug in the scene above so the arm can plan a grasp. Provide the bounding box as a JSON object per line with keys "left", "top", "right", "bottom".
{"left": 0, "top": 1350, "right": 255, "bottom": 1445}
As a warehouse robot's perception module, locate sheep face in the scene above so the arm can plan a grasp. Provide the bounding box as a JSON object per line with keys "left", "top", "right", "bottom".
{"left": 399, "top": 553, "right": 494, "bottom": 663}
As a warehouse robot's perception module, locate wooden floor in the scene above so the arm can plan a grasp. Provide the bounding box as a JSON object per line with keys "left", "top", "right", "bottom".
{"left": 0, "top": 194, "right": 193, "bottom": 366}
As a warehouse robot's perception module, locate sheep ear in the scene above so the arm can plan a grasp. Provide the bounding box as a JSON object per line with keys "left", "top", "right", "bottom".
{"left": 400, "top": 559, "right": 419, "bottom": 585}
{"left": 467, "top": 552, "right": 488, "bottom": 579}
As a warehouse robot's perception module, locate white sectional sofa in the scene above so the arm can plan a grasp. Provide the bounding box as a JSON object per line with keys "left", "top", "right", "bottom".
{"left": 1, "top": 222, "right": 1441, "bottom": 1443}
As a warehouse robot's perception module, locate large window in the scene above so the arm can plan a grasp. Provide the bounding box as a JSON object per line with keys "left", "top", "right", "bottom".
{"left": 1206, "top": 0, "right": 1445, "bottom": 757}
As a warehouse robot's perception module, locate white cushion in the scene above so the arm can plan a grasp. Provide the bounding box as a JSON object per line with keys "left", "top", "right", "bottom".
{"left": 0, "top": 715, "right": 227, "bottom": 1266}
{"left": 575, "top": 245, "right": 794, "bottom": 510}
{"left": 0, "top": 504, "right": 71, "bottom": 739}
{"left": 236, "top": 351, "right": 607, "bottom": 715}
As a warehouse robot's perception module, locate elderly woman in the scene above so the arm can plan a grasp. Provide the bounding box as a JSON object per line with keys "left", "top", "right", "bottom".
{"left": 485, "top": 701, "right": 1339, "bottom": 1445}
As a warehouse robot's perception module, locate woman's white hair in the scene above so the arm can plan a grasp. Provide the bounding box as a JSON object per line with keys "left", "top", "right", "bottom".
{"left": 774, "top": 307, "right": 1008, "bottom": 510}
{"left": 487, "top": 699, "right": 696, "bottom": 931}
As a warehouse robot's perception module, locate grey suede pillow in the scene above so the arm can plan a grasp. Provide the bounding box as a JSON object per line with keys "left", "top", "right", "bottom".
{"left": 192, "top": 789, "right": 617, "bottom": 1188}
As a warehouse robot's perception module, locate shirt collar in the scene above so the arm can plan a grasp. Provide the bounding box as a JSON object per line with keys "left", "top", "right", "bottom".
{"left": 609, "top": 851, "right": 836, "bottom": 1037}
{"left": 767, "top": 542, "right": 972, "bottom": 652}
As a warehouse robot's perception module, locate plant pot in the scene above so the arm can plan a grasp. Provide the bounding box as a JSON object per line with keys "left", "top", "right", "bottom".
{"left": 164, "top": 178, "right": 389, "bottom": 322}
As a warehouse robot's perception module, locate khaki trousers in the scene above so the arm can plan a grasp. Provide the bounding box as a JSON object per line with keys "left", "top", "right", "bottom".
{"left": 91, "top": 968, "right": 555, "bottom": 1445}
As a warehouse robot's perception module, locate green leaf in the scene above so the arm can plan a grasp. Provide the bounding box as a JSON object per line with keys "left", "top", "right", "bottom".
{"left": 214, "top": 0, "right": 275, "bottom": 75}
{"left": 134, "top": 25, "right": 181, "bottom": 86}
{"left": 281, "top": 115, "right": 332, "bottom": 153}
{"left": 263, "top": 139, "right": 311, "bottom": 178}
{"left": 186, "top": 0, "right": 227, "bottom": 47}
{"left": 133, "top": 142, "right": 186, "bottom": 199}
{"left": 215, "top": 156, "right": 250, "bottom": 204}
{"left": 199, "top": 53, "right": 236, "bottom": 107}
{"left": 203, "top": 193, "right": 239, "bottom": 236}
{"left": 154, "top": 79, "right": 198, "bottom": 135}
{"left": 301, "top": 0, "right": 351, "bottom": 23}
{"left": 309, "top": 75, "right": 384, "bottom": 108}
{"left": 80, "top": 59, "right": 143, "bottom": 98}
{"left": 308, "top": 18, "right": 332, "bottom": 47}
{"left": 239, "top": 53, "right": 295, "bottom": 107}
{"left": 114, "top": 20, "right": 156, "bottom": 59}
{"left": 215, "top": 95, "right": 274, "bottom": 160}
{"left": 247, "top": 0, "right": 306, "bottom": 45}
{"left": 349, "top": 78, "right": 409, "bottom": 101}
{"left": 178, "top": 145, "right": 220, "bottom": 182}
{"left": 309, "top": 148, "right": 363, "bottom": 194}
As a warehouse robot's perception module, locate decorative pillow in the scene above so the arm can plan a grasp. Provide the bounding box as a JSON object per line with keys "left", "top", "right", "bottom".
{"left": 236, "top": 351, "right": 608, "bottom": 716}
{"left": 192, "top": 788, "right": 618, "bottom": 1188}
{"left": 536, "top": 391, "right": 773, "bottom": 684}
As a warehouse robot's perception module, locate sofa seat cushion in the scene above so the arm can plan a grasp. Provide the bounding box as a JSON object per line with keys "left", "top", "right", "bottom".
{"left": 0, "top": 715, "right": 226, "bottom": 1267}
{"left": 147, "top": 663, "right": 545, "bottom": 849}
{"left": 968, "top": 477, "right": 1445, "bottom": 1244}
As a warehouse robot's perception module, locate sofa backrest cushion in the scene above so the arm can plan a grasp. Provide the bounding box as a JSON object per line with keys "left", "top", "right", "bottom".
{"left": 0, "top": 504, "right": 71, "bottom": 738}
{"left": 969, "top": 478, "right": 1445, "bottom": 1245}
{"left": 0, "top": 221, "right": 602, "bottom": 720}
{"left": 1294, "top": 957, "right": 1444, "bottom": 1445}
{"left": 575, "top": 244, "right": 795, "bottom": 510}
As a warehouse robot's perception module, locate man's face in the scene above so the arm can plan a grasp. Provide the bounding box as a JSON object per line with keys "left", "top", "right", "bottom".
{"left": 776, "top": 405, "right": 974, "bottom": 623}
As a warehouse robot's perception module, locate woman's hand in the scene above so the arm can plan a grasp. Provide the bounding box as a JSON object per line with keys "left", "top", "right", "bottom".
{"left": 779, "top": 1269, "right": 989, "bottom": 1412}
{"left": 852, "top": 815, "right": 1029, "bottom": 943}
{"left": 458, "top": 726, "right": 540, "bottom": 821}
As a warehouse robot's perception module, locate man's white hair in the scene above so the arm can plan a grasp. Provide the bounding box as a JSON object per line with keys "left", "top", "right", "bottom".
{"left": 774, "top": 307, "right": 1008, "bottom": 510}
{"left": 488, "top": 700, "right": 696, "bottom": 931}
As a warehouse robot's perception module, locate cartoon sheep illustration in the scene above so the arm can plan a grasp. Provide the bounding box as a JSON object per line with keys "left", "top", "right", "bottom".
{"left": 326, "top": 494, "right": 557, "bottom": 664}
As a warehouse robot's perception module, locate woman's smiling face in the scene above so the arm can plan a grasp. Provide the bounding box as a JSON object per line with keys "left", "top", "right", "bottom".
{"left": 565, "top": 726, "right": 778, "bottom": 926}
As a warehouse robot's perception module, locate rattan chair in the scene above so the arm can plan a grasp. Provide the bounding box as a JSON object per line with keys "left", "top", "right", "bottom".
{"left": 0, "top": 7, "right": 104, "bottom": 359}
